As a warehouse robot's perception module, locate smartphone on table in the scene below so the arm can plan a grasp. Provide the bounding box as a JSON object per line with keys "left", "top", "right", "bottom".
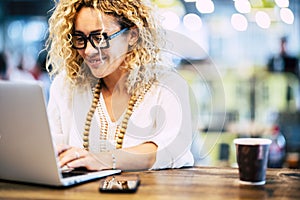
{"left": 99, "top": 174, "right": 140, "bottom": 193}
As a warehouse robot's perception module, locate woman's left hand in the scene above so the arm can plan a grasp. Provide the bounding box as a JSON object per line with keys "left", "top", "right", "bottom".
{"left": 57, "top": 144, "right": 110, "bottom": 171}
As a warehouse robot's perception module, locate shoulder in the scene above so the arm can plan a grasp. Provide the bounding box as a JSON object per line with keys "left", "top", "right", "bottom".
{"left": 155, "top": 70, "right": 189, "bottom": 96}
{"left": 49, "top": 72, "right": 74, "bottom": 97}
{"left": 157, "top": 70, "right": 188, "bottom": 88}
{"left": 51, "top": 71, "right": 67, "bottom": 87}
{"left": 142, "top": 70, "right": 190, "bottom": 107}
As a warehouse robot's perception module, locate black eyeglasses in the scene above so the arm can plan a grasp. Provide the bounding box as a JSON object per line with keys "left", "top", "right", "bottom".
{"left": 71, "top": 27, "right": 129, "bottom": 50}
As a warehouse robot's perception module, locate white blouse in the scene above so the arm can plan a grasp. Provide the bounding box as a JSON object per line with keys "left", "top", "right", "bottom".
{"left": 47, "top": 72, "right": 194, "bottom": 169}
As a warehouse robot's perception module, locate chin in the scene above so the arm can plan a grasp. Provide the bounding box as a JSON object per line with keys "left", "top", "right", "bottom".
{"left": 90, "top": 68, "right": 111, "bottom": 79}
{"left": 90, "top": 71, "right": 105, "bottom": 79}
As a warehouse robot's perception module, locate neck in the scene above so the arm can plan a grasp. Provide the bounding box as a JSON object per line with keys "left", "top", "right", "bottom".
{"left": 102, "top": 69, "right": 128, "bottom": 95}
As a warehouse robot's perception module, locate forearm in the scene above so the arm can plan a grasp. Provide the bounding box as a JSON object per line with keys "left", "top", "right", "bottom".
{"left": 99, "top": 142, "right": 158, "bottom": 171}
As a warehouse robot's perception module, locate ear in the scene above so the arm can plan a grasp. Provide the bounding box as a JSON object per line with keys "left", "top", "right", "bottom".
{"left": 128, "top": 27, "right": 139, "bottom": 46}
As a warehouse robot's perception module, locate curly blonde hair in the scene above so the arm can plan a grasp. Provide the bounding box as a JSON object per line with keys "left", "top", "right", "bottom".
{"left": 46, "top": 0, "right": 170, "bottom": 95}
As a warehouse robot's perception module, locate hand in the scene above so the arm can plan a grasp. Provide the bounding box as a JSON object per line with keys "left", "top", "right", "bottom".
{"left": 56, "top": 144, "right": 110, "bottom": 171}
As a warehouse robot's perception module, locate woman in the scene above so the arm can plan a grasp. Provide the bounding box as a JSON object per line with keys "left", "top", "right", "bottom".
{"left": 46, "top": 0, "right": 194, "bottom": 171}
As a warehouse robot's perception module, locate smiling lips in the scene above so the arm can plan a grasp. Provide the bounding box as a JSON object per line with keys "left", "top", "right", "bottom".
{"left": 86, "top": 57, "right": 105, "bottom": 68}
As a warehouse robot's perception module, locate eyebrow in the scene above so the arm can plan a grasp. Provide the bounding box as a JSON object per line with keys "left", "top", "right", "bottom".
{"left": 74, "top": 30, "right": 102, "bottom": 35}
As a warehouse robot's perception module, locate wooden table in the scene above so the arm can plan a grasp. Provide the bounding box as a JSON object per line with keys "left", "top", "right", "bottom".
{"left": 0, "top": 167, "right": 299, "bottom": 200}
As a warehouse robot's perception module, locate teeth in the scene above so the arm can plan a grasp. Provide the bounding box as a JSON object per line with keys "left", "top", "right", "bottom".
{"left": 88, "top": 59, "right": 100, "bottom": 63}
{"left": 87, "top": 57, "right": 106, "bottom": 63}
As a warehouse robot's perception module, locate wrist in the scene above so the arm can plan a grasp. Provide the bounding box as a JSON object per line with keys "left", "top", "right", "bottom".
{"left": 112, "top": 153, "right": 116, "bottom": 169}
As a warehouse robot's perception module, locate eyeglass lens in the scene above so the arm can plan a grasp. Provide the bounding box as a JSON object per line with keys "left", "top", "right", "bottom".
{"left": 72, "top": 33, "right": 108, "bottom": 49}
{"left": 72, "top": 28, "right": 129, "bottom": 50}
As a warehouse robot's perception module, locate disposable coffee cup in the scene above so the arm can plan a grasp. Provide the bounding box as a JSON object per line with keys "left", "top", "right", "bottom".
{"left": 234, "top": 138, "right": 272, "bottom": 185}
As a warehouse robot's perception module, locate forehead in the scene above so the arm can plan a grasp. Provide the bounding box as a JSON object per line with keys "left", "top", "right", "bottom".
{"left": 74, "top": 7, "right": 120, "bottom": 33}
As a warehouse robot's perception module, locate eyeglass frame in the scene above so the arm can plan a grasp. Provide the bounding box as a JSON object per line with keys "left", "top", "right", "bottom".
{"left": 71, "top": 27, "right": 129, "bottom": 50}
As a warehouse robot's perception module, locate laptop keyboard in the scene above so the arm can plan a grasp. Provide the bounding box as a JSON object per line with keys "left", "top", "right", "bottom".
{"left": 61, "top": 167, "right": 90, "bottom": 178}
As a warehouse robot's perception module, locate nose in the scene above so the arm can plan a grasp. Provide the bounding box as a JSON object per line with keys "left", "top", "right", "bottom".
{"left": 84, "top": 40, "right": 98, "bottom": 55}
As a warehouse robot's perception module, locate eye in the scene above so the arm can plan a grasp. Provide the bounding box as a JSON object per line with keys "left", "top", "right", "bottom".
{"left": 71, "top": 35, "right": 86, "bottom": 48}
{"left": 91, "top": 33, "right": 104, "bottom": 43}
{"left": 74, "top": 36, "right": 85, "bottom": 44}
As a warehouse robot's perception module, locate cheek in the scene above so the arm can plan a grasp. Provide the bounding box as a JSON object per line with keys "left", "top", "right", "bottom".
{"left": 77, "top": 50, "right": 85, "bottom": 58}
{"left": 109, "top": 37, "right": 129, "bottom": 55}
{"left": 110, "top": 48, "right": 127, "bottom": 59}
{"left": 108, "top": 43, "right": 128, "bottom": 60}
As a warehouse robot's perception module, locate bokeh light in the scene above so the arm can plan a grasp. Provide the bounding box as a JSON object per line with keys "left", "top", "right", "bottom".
{"left": 280, "top": 7, "right": 294, "bottom": 24}
{"left": 255, "top": 11, "right": 271, "bottom": 29}
{"left": 183, "top": 13, "right": 203, "bottom": 31}
{"left": 231, "top": 13, "right": 248, "bottom": 31}
{"left": 234, "top": 0, "right": 251, "bottom": 14}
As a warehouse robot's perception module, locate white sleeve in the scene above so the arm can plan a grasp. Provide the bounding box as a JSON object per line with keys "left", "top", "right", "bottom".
{"left": 47, "top": 73, "right": 72, "bottom": 145}
{"left": 149, "top": 73, "right": 194, "bottom": 169}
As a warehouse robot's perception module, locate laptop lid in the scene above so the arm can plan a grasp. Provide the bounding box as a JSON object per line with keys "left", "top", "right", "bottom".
{"left": 0, "top": 81, "right": 120, "bottom": 187}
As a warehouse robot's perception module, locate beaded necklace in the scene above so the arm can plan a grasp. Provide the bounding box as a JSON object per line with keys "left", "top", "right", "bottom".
{"left": 82, "top": 79, "right": 152, "bottom": 151}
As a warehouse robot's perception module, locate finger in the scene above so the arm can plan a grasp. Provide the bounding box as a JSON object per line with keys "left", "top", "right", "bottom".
{"left": 58, "top": 148, "right": 79, "bottom": 167}
{"left": 65, "top": 157, "right": 85, "bottom": 169}
{"left": 56, "top": 144, "right": 71, "bottom": 155}
{"left": 59, "top": 148, "right": 87, "bottom": 168}
{"left": 67, "top": 156, "right": 101, "bottom": 171}
{"left": 75, "top": 151, "right": 80, "bottom": 159}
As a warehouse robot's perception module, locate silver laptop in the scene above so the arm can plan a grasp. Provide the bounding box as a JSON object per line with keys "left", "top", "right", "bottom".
{"left": 0, "top": 81, "right": 121, "bottom": 187}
